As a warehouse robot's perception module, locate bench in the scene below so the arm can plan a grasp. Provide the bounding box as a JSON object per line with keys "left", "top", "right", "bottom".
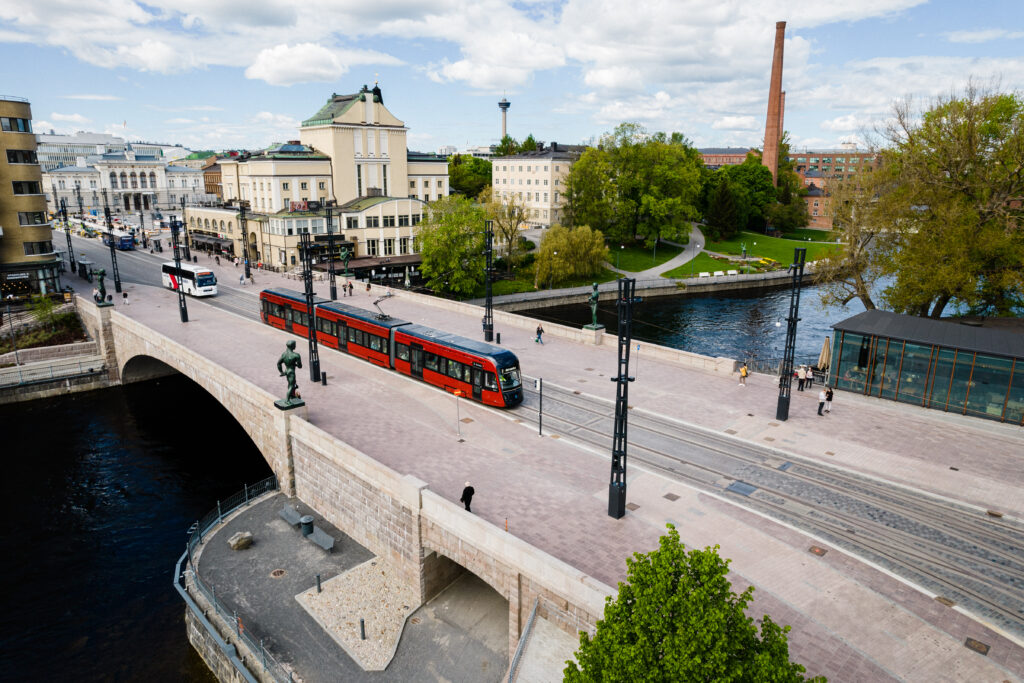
{"left": 309, "top": 526, "right": 336, "bottom": 553}
{"left": 279, "top": 504, "right": 302, "bottom": 526}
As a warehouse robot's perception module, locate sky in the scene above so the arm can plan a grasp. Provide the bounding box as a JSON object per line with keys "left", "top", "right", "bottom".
{"left": 2, "top": 0, "right": 1022, "bottom": 155}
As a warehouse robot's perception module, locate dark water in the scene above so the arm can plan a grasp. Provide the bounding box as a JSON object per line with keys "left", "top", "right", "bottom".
{"left": 530, "top": 282, "right": 866, "bottom": 364}
{"left": 0, "top": 376, "right": 272, "bottom": 682}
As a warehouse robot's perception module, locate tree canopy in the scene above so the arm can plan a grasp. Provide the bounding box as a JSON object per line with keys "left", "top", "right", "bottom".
{"left": 565, "top": 524, "right": 820, "bottom": 683}
{"left": 479, "top": 185, "right": 528, "bottom": 273}
{"left": 533, "top": 224, "right": 608, "bottom": 289}
{"left": 563, "top": 123, "right": 701, "bottom": 247}
{"left": 415, "top": 195, "right": 486, "bottom": 297}
{"left": 822, "top": 87, "right": 1024, "bottom": 317}
{"left": 447, "top": 154, "right": 492, "bottom": 198}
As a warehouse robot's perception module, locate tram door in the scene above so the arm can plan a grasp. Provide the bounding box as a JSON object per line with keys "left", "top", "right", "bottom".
{"left": 284, "top": 307, "right": 293, "bottom": 332}
{"left": 471, "top": 364, "right": 484, "bottom": 401}
{"left": 410, "top": 344, "right": 424, "bottom": 378}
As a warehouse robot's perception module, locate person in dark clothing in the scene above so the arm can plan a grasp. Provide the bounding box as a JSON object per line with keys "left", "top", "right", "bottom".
{"left": 825, "top": 386, "right": 834, "bottom": 413}
{"left": 460, "top": 481, "right": 475, "bottom": 512}
{"left": 535, "top": 324, "right": 544, "bottom": 344}
{"left": 348, "top": 282, "right": 354, "bottom": 296}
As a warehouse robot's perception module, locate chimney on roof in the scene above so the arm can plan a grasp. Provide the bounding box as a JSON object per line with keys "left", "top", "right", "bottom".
{"left": 550, "top": 142, "right": 557, "bottom": 152}
{"left": 288, "top": 140, "right": 300, "bottom": 145}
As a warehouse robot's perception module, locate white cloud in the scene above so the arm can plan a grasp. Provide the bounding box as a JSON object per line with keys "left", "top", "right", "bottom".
{"left": 712, "top": 116, "right": 759, "bottom": 131}
{"left": 61, "top": 94, "right": 123, "bottom": 101}
{"left": 245, "top": 43, "right": 401, "bottom": 86}
{"left": 51, "top": 112, "right": 91, "bottom": 124}
{"left": 165, "top": 118, "right": 196, "bottom": 124}
{"left": 944, "top": 29, "right": 1024, "bottom": 44}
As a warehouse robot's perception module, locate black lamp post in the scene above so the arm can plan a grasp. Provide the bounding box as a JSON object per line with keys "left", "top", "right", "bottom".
{"left": 299, "top": 232, "right": 321, "bottom": 383}
{"left": 238, "top": 201, "right": 252, "bottom": 280}
{"left": 61, "top": 199, "right": 75, "bottom": 274}
{"left": 139, "top": 210, "right": 147, "bottom": 249}
{"left": 325, "top": 202, "right": 337, "bottom": 300}
{"left": 101, "top": 190, "right": 122, "bottom": 294}
{"left": 775, "top": 247, "right": 807, "bottom": 421}
{"left": 75, "top": 184, "right": 84, "bottom": 219}
{"left": 483, "top": 219, "right": 494, "bottom": 342}
{"left": 180, "top": 197, "right": 192, "bottom": 261}
{"left": 169, "top": 216, "right": 189, "bottom": 323}
{"left": 608, "top": 277, "right": 637, "bottom": 519}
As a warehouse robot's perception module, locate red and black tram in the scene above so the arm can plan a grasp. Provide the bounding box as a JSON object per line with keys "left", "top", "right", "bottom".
{"left": 259, "top": 288, "right": 523, "bottom": 408}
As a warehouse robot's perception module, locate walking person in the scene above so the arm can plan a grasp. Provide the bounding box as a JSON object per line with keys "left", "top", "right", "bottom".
{"left": 535, "top": 324, "right": 544, "bottom": 344}
{"left": 348, "top": 282, "right": 354, "bottom": 297}
{"left": 817, "top": 388, "right": 826, "bottom": 416}
{"left": 366, "top": 282, "right": 371, "bottom": 296}
{"left": 239, "top": 273, "right": 245, "bottom": 286}
{"left": 460, "top": 481, "right": 475, "bottom": 512}
{"left": 825, "top": 386, "right": 834, "bottom": 413}
{"left": 215, "top": 255, "right": 220, "bottom": 266}
{"left": 797, "top": 365, "right": 806, "bottom": 391}
{"left": 249, "top": 274, "right": 255, "bottom": 286}
{"left": 738, "top": 362, "right": 748, "bottom": 386}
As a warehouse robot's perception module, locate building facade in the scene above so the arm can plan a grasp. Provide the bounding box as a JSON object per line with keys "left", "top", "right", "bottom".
{"left": 491, "top": 143, "right": 583, "bottom": 228}
{"left": 43, "top": 146, "right": 210, "bottom": 215}
{"left": 699, "top": 147, "right": 753, "bottom": 169}
{"left": 35, "top": 131, "right": 189, "bottom": 171}
{"left": 1, "top": 97, "right": 61, "bottom": 297}
{"left": 788, "top": 144, "right": 879, "bottom": 229}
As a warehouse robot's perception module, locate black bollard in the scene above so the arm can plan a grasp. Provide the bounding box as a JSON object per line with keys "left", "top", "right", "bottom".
{"left": 316, "top": 574, "right": 322, "bottom": 593}
{"left": 360, "top": 618, "right": 366, "bottom": 640}
{"left": 496, "top": 332, "right": 501, "bottom": 345}
{"left": 321, "top": 372, "right": 327, "bottom": 386}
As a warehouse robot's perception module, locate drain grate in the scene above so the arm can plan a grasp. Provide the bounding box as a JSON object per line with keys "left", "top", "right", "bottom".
{"left": 663, "top": 493, "right": 680, "bottom": 501}
{"left": 625, "top": 503, "right": 640, "bottom": 511}
{"left": 808, "top": 546, "right": 827, "bottom": 557}
{"left": 270, "top": 569, "right": 286, "bottom": 579}
{"left": 964, "top": 638, "right": 990, "bottom": 656}
{"left": 726, "top": 481, "right": 757, "bottom": 497}
{"left": 778, "top": 462, "right": 792, "bottom": 471}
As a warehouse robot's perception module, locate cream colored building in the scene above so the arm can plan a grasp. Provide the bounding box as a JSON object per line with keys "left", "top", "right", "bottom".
{"left": 220, "top": 142, "right": 334, "bottom": 213}
{"left": 491, "top": 143, "right": 584, "bottom": 228}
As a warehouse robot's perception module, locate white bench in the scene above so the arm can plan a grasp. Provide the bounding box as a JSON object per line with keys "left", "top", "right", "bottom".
{"left": 713, "top": 270, "right": 725, "bottom": 277}
{"left": 727, "top": 269, "right": 739, "bottom": 276}
{"left": 698, "top": 272, "right": 711, "bottom": 278}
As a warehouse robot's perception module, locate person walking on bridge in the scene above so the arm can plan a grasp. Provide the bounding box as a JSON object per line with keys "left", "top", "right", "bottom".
{"left": 460, "top": 482, "right": 475, "bottom": 512}
{"left": 818, "top": 388, "right": 826, "bottom": 416}
{"left": 739, "top": 363, "right": 748, "bottom": 386}
{"left": 535, "top": 324, "right": 544, "bottom": 344}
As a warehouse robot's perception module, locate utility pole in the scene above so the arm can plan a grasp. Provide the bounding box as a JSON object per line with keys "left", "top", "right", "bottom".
{"left": 139, "top": 210, "right": 147, "bottom": 249}
{"left": 325, "top": 202, "right": 337, "bottom": 300}
{"left": 483, "top": 219, "right": 494, "bottom": 342}
{"left": 101, "top": 189, "right": 122, "bottom": 294}
{"left": 299, "top": 232, "right": 321, "bottom": 382}
{"left": 60, "top": 199, "right": 75, "bottom": 274}
{"left": 180, "top": 196, "right": 192, "bottom": 261}
{"left": 169, "top": 215, "right": 189, "bottom": 323}
{"left": 775, "top": 248, "right": 806, "bottom": 421}
{"left": 608, "top": 277, "right": 636, "bottom": 519}
{"left": 238, "top": 201, "right": 252, "bottom": 280}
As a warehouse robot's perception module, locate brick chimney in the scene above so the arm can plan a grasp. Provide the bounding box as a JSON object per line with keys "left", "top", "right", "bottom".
{"left": 762, "top": 21, "right": 786, "bottom": 186}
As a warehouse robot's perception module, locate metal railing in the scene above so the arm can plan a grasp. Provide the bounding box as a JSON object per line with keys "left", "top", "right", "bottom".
{"left": 178, "top": 476, "right": 296, "bottom": 683}
{"left": 0, "top": 358, "right": 106, "bottom": 388}
{"left": 508, "top": 598, "right": 540, "bottom": 682}
{"left": 743, "top": 355, "right": 820, "bottom": 377}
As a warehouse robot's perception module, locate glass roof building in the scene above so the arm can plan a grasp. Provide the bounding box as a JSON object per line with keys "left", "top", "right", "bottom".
{"left": 831, "top": 310, "right": 1024, "bottom": 424}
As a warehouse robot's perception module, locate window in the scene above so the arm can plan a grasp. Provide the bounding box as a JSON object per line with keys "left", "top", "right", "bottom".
{"left": 396, "top": 343, "right": 410, "bottom": 362}
{"left": 424, "top": 351, "right": 439, "bottom": 372}
{"left": 366, "top": 239, "right": 378, "bottom": 256}
{"left": 543, "top": 179, "right": 548, "bottom": 185}
{"left": 90, "top": 180, "right": 96, "bottom": 188}
{"left": 543, "top": 193, "right": 548, "bottom": 202}
{"left": 283, "top": 182, "right": 290, "bottom": 190}
{"left": 301, "top": 182, "right": 308, "bottom": 190}
{"left": 12, "top": 180, "right": 41, "bottom": 194}
{"left": 18, "top": 212, "right": 47, "bottom": 225}
{"left": 409, "top": 180, "right": 416, "bottom": 189}
{"left": 398, "top": 215, "right": 409, "bottom": 226}
{"left": 527, "top": 179, "right": 531, "bottom": 185}
{"left": 384, "top": 238, "right": 394, "bottom": 255}
{"left": 436, "top": 180, "right": 442, "bottom": 187}
{"left": 366, "top": 216, "right": 379, "bottom": 228}
{"left": 400, "top": 237, "right": 409, "bottom": 254}
{"left": 279, "top": 249, "right": 287, "bottom": 265}
{"left": 6, "top": 150, "right": 37, "bottom": 164}
{"left": 0, "top": 117, "right": 32, "bottom": 133}
{"left": 383, "top": 215, "right": 395, "bottom": 227}
{"left": 319, "top": 181, "right": 325, "bottom": 190}
{"left": 23, "top": 241, "right": 54, "bottom": 255}
{"left": 347, "top": 217, "right": 359, "bottom": 229}
{"left": 411, "top": 214, "right": 421, "bottom": 225}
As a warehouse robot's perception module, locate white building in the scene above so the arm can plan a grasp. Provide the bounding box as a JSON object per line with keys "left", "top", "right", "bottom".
{"left": 36, "top": 131, "right": 191, "bottom": 171}
{"left": 491, "top": 142, "right": 584, "bottom": 227}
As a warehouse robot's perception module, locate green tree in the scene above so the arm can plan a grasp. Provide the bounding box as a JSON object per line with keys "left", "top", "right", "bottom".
{"left": 563, "top": 147, "right": 621, "bottom": 239}
{"left": 704, "top": 176, "right": 743, "bottom": 241}
{"left": 448, "top": 154, "right": 492, "bottom": 197}
{"left": 533, "top": 224, "right": 608, "bottom": 289}
{"left": 494, "top": 135, "right": 520, "bottom": 157}
{"left": 565, "top": 524, "right": 820, "bottom": 683}
{"left": 415, "top": 195, "right": 486, "bottom": 297}
{"left": 520, "top": 133, "right": 540, "bottom": 152}
{"left": 29, "top": 294, "right": 58, "bottom": 330}
{"left": 816, "top": 171, "right": 883, "bottom": 310}
{"left": 479, "top": 185, "right": 528, "bottom": 273}
{"left": 869, "top": 87, "right": 1024, "bottom": 317}
{"left": 722, "top": 154, "right": 776, "bottom": 230}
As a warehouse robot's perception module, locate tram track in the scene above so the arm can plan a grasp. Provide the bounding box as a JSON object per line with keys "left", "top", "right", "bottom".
{"left": 514, "top": 378, "right": 1024, "bottom": 638}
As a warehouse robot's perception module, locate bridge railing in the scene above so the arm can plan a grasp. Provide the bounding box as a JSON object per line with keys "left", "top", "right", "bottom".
{"left": 508, "top": 597, "right": 539, "bottom": 682}
{"left": 180, "top": 475, "right": 295, "bottom": 683}
{"left": 0, "top": 358, "right": 106, "bottom": 388}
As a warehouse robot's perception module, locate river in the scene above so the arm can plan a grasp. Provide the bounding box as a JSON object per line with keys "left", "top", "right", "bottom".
{"left": 528, "top": 282, "right": 867, "bottom": 365}
{"left": 0, "top": 375, "right": 272, "bottom": 681}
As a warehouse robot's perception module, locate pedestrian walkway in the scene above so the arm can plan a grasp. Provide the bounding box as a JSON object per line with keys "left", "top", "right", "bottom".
{"left": 86, "top": 254, "right": 1024, "bottom": 682}
{"left": 606, "top": 225, "right": 707, "bottom": 278}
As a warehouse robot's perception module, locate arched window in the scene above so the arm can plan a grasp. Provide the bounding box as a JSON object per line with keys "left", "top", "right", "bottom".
{"left": 149, "top": 172, "right": 156, "bottom": 188}
{"left": 120, "top": 172, "right": 127, "bottom": 188}
{"left": 219, "top": 220, "right": 225, "bottom": 231}
{"left": 189, "top": 216, "right": 195, "bottom": 227}
{"left": 130, "top": 172, "right": 138, "bottom": 189}
{"left": 139, "top": 173, "right": 147, "bottom": 188}
{"left": 227, "top": 221, "right": 233, "bottom": 233}
{"left": 204, "top": 219, "right": 210, "bottom": 229}
{"left": 110, "top": 172, "right": 118, "bottom": 189}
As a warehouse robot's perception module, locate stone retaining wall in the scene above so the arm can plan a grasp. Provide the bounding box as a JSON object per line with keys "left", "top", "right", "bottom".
{"left": 0, "top": 340, "right": 97, "bottom": 366}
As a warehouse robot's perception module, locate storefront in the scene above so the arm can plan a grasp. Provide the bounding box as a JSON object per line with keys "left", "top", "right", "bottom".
{"left": 831, "top": 310, "right": 1024, "bottom": 424}
{"left": 0, "top": 259, "right": 62, "bottom": 297}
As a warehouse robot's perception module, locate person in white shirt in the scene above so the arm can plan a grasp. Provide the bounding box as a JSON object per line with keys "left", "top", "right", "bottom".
{"left": 817, "top": 389, "right": 826, "bottom": 415}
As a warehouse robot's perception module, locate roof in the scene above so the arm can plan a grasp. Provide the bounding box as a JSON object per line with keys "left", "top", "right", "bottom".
{"left": 338, "top": 196, "right": 424, "bottom": 212}
{"left": 263, "top": 288, "right": 330, "bottom": 307}
{"left": 318, "top": 300, "right": 412, "bottom": 330}
{"left": 832, "top": 310, "right": 1024, "bottom": 359}
{"left": 165, "top": 166, "right": 201, "bottom": 173}
{"left": 48, "top": 165, "right": 95, "bottom": 173}
{"left": 400, "top": 324, "right": 519, "bottom": 366}
{"left": 407, "top": 151, "right": 448, "bottom": 162}
{"left": 302, "top": 92, "right": 364, "bottom": 127}
{"left": 698, "top": 147, "right": 753, "bottom": 155}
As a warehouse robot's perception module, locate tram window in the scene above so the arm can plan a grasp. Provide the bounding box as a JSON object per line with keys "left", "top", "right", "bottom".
{"left": 317, "top": 317, "right": 335, "bottom": 336}
{"left": 272, "top": 303, "right": 285, "bottom": 318}
{"left": 347, "top": 326, "right": 358, "bottom": 345}
{"left": 337, "top": 323, "right": 347, "bottom": 345}
{"left": 369, "top": 335, "right": 383, "bottom": 352}
{"left": 296, "top": 311, "right": 308, "bottom": 327}
{"left": 484, "top": 373, "right": 498, "bottom": 390}
{"left": 396, "top": 343, "right": 409, "bottom": 361}
{"left": 424, "top": 352, "right": 439, "bottom": 372}
{"left": 448, "top": 360, "right": 463, "bottom": 380}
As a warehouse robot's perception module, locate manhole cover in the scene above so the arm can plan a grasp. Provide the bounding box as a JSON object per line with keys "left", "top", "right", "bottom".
{"left": 270, "top": 569, "right": 286, "bottom": 578}
{"left": 410, "top": 617, "right": 422, "bottom": 625}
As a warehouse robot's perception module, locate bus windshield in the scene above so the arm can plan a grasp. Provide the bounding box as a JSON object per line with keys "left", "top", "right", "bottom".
{"left": 196, "top": 273, "right": 217, "bottom": 287}
{"left": 498, "top": 365, "right": 521, "bottom": 389}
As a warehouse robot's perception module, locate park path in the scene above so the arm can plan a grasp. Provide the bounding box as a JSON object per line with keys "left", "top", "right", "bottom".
{"left": 606, "top": 224, "right": 707, "bottom": 278}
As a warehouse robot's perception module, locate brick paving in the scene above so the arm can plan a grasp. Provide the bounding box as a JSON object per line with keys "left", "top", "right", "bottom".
{"left": 84, "top": 260, "right": 1024, "bottom": 682}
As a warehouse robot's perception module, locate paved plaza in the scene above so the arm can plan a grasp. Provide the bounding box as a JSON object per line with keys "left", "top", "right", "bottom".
{"left": 66, "top": 252, "right": 1024, "bottom": 681}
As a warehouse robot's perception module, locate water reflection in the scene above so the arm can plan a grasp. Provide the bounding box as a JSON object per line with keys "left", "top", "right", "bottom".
{"left": 529, "top": 283, "right": 866, "bottom": 363}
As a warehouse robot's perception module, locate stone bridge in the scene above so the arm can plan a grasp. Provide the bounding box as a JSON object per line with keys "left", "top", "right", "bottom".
{"left": 77, "top": 297, "right": 610, "bottom": 660}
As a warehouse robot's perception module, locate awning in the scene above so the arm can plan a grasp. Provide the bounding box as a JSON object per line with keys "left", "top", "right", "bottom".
{"left": 191, "top": 234, "right": 234, "bottom": 247}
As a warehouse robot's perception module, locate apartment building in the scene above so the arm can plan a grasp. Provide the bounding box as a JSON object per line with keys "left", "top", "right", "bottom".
{"left": 491, "top": 143, "right": 583, "bottom": 228}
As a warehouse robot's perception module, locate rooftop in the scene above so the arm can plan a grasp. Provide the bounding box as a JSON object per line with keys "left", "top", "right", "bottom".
{"left": 698, "top": 147, "right": 753, "bottom": 155}
{"left": 493, "top": 142, "right": 586, "bottom": 161}
{"left": 302, "top": 91, "right": 363, "bottom": 127}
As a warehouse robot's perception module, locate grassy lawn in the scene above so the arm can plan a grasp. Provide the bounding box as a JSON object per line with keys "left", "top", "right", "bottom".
{"left": 661, "top": 253, "right": 757, "bottom": 279}
{"left": 480, "top": 266, "right": 620, "bottom": 297}
{"left": 613, "top": 243, "right": 683, "bottom": 272}
{"left": 778, "top": 227, "right": 838, "bottom": 242}
{"left": 708, "top": 231, "right": 838, "bottom": 263}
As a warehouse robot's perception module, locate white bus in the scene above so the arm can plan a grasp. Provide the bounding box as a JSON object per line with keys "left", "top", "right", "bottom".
{"left": 161, "top": 262, "right": 218, "bottom": 296}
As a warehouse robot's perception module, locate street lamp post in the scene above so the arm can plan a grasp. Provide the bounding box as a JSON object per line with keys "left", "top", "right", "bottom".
{"left": 180, "top": 197, "right": 192, "bottom": 261}
{"left": 101, "top": 190, "right": 122, "bottom": 294}
{"left": 775, "top": 247, "right": 807, "bottom": 421}
{"left": 483, "top": 219, "right": 494, "bottom": 342}
{"left": 608, "top": 277, "right": 637, "bottom": 519}
{"left": 138, "top": 210, "right": 148, "bottom": 249}
{"left": 690, "top": 243, "right": 702, "bottom": 278}
{"left": 325, "top": 202, "right": 337, "bottom": 300}
{"left": 60, "top": 199, "right": 75, "bottom": 274}
{"left": 169, "top": 216, "right": 189, "bottom": 323}
{"left": 550, "top": 251, "right": 558, "bottom": 290}
{"left": 299, "top": 232, "right": 321, "bottom": 383}
{"left": 238, "top": 201, "right": 252, "bottom": 280}
{"left": 615, "top": 244, "right": 623, "bottom": 270}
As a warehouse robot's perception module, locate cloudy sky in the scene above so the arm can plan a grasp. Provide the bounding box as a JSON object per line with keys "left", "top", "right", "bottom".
{"left": 2, "top": 0, "right": 1021, "bottom": 154}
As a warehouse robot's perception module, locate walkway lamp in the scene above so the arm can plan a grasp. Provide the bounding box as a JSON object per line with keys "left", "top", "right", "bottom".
{"left": 690, "top": 243, "right": 702, "bottom": 278}
{"left": 483, "top": 219, "right": 494, "bottom": 342}
{"left": 180, "top": 197, "right": 192, "bottom": 261}
{"left": 616, "top": 244, "right": 623, "bottom": 270}
{"left": 60, "top": 199, "right": 75, "bottom": 274}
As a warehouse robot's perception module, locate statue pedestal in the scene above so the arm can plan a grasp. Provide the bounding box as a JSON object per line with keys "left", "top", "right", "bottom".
{"left": 583, "top": 324, "right": 605, "bottom": 345}
{"left": 274, "top": 398, "right": 306, "bottom": 411}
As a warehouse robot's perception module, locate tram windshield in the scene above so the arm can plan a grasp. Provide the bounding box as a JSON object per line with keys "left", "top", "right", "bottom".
{"left": 498, "top": 365, "right": 521, "bottom": 389}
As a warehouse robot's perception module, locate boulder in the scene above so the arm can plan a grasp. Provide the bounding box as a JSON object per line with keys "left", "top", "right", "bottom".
{"left": 228, "top": 531, "right": 253, "bottom": 550}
